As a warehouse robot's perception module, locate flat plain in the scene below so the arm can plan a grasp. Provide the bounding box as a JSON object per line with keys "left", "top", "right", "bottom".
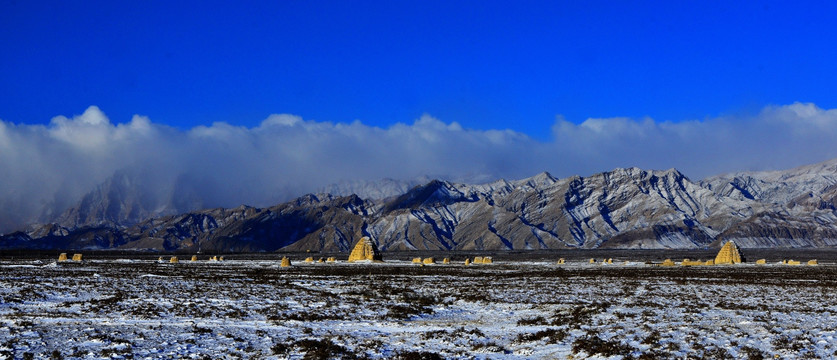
{"left": 1, "top": 251, "right": 837, "bottom": 359}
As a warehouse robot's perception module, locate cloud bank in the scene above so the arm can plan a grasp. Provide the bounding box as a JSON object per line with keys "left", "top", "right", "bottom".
{"left": 2, "top": 102, "right": 837, "bottom": 232}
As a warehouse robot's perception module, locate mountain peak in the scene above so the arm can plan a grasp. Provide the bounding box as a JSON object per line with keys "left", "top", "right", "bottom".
{"left": 382, "top": 179, "right": 455, "bottom": 212}
{"left": 8, "top": 159, "right": 837, "bottom": 251}
{"left": 529, "top": 171, "right": 557, "bottom": 185}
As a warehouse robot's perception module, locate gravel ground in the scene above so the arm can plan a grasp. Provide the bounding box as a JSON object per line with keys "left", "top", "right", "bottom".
{"left": 1, "top": 253, "right": 836, "bottom": 359}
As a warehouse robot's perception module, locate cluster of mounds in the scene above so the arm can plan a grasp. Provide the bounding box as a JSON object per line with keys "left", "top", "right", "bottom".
{"left": 56, "top": 253, "right": 83, "bottom": 262}
{"left": 653, "top": 241, "right": 820, "bottom": 267}
{"left": 45, "top": 240, "right": 828, "bottom": 270}
{"left": 154, "top": 255, "right": 226, "bottom": 263}
{"left": 276, "top": 237, "right": 499, "bottom": 267}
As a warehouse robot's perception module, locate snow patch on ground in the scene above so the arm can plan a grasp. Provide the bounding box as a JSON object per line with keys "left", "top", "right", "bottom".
{"left": 0, "top": 258, "right": 835, "bottom": 358}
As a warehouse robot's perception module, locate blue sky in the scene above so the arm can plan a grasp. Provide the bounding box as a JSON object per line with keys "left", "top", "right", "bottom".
{"left": 4, "top": 1, "right": 837, "bottom": 231}
{"left": 3, "top": 1, "right": 836, "bottom": 138}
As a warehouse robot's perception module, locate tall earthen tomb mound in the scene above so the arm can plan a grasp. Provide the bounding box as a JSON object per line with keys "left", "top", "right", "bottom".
{"left": 714, "top": 241, "right": 742, "bottom": 264}
{"left": 347, "top": 236, "right": 383, "bottom": 262}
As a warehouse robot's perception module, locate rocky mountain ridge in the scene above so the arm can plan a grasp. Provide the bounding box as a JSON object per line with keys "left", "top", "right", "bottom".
{"left": 50, "top": 170, "right": 206, "bottom": 230}
{"left": 5, "top": 158, "right": 837, "bottom": 251}
{"left": 700, "top": 159, "right": 837, "bottom": 247}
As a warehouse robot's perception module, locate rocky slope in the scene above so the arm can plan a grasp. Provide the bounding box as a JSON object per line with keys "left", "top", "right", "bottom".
{"left": 700, "top": 158, "right": 837, "bottom": 247}
{"left": 51, "top": 170, "right": 212, "bottom": 229}
{"left": 701, "top": 158, "right": 837, "bottom": 207}
{"left": 362, "top": 168, "right": 751, "bottom": 250}
{"left": 5, "top": 159, "right": 837, "bottom": 251}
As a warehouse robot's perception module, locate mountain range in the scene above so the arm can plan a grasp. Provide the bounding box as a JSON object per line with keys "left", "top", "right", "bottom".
{"left": 4, "top": 158, "right": 837, "bottom": 251}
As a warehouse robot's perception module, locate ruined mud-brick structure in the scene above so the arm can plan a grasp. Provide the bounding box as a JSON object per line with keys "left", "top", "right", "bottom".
{"left": 280, "top": 256, "right": 291, "bottom": 267}
{"left": 681, "top": 259, "right": 704, "bottom": 266}
{"left": 714, "top": 241, "right": 742, "bottom": 264}
{"left": 170, "top": 256, "right": 179, "bottom": 263}
{"left": 347, "top": 236, "right": 383, "bottom": 262}
{"left": 72, "top": 254, "right": 82, "bottom": 261}
{"left": 58, "top": 253, "right": 68, "bottom": 262}
{"left": 422, "top": 257, "right": 435, "bottom": 264}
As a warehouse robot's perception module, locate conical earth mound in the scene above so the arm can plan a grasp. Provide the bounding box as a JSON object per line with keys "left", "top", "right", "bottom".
{"left": 347, "top": 236, "right": 382, "bottom": 262}
{"left": 714, "top": 241, "right": 742, "bottom": 264}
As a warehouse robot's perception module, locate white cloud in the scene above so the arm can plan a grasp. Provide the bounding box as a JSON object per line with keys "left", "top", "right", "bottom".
{"left": 548, "top": 102, "right": 837, "bottom": 177}
{"left": 2, "top": 102, "right": 837, "bottom": 232}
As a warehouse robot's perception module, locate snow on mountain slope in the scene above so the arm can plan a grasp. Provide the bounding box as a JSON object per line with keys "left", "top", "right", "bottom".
{"left": 701, "top": 157, "right": 837, "bottom": 207}
{"left": 318, "top": 177, "right": 433, "bottom": 200}
{"left": 357, "top": 167, "right": 756, "bottom": 251}
{"left": 699, "top": 158, "right": 837, "bottom": 247}
{"left": 8, "top": 158, "right": 837, "bottom": 251}
{"left": 53, "top": 169, "right": 199, "bottom": 229}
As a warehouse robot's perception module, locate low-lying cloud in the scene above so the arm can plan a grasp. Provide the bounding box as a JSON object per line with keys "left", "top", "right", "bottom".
{"left": 2, "top": 102, "right": 837, "bottom": 232}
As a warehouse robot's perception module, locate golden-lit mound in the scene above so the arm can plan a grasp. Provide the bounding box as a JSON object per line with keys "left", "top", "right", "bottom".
{"left": 347, "top": 236, "right": 382, "bottom": 262}
{"left": 714, "top": 241, "right": 742, "bottom": 265}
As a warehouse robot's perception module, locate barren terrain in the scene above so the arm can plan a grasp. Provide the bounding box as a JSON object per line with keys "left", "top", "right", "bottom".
{"left": 2, "top": 252, "right": 837, "bottom": 359}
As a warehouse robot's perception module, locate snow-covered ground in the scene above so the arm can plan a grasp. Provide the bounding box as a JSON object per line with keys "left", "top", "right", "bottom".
{"left": 1, "top": 257, "right": 836, "bottom": 359}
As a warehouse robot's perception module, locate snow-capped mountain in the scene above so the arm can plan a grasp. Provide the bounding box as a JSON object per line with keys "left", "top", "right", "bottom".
{"left": 359, "top": 168, "right": 744, "bottom": 250}
{"left": 701, "top": 158, "right": 837, "bottom": 209}
{"left": 5, "top": 159, "right": 837, "bottom": 251}
{"left": 700, "top": 157, "right": 837, "bottom": 247}
{"left": 50, "top": 169, "right": 218, "bottom": 230}
{"left": 53, "top": 170, "right": 174, "bottom": 229}
{"left": 318, "top": 177, "right": 433, "bottom": 201}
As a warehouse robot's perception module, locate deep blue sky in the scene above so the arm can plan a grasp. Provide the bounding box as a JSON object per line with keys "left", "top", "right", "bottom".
{"left": 2, "top": 1, "right": 836, "bottom": 139}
